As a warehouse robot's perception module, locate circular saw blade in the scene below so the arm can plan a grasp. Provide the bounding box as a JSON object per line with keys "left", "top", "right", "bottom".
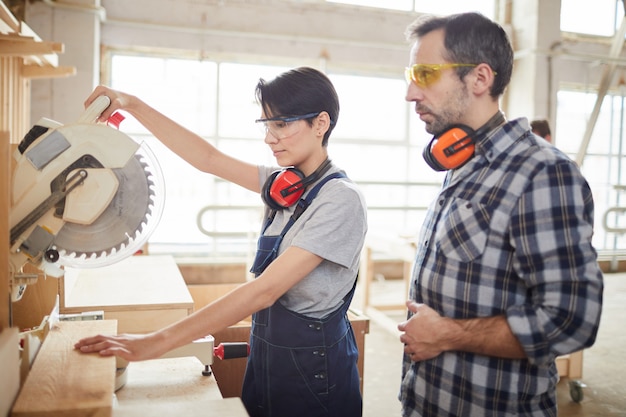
{"left": 53, "top": 143, "right": 164, "bottom": 267}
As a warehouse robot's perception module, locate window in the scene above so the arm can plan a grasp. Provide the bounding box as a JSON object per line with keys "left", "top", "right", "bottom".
{"left": 331, "top": 75, "right": 407, "bottom": 142}
{"left": 326, "top": 0, "right": 413, "bottom": 11}
{"left": 107, "top": 47, "right": 625, "bottom": 259}
{"left": 110, "top": 54, "right": 218, "bottom": 136}
{"left": 561, "top": 0, "right": 624, "bottom": 37}
{"left": 326, "top": 0, "right": 495, "bottom": 18}
{"left": 556, "top": 90, "right": 626, "bottom": 252}
{"left": 108, "top": 53, "right": 442, "bottom": 259}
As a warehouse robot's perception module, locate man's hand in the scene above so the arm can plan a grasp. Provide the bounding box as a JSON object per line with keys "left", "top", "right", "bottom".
{"left": 397, "top": 300, "right": 459, "bottom": 362}
{"left": 398, "top": 301, "right": 528, "bottom": 361}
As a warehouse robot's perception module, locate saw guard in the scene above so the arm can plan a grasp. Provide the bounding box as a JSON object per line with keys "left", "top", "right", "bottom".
{"left": 53, "top": 141, "right": 164, "bottom": 268}
{"left": 62, "top": 168, "right": 120, "bottom": 225}
{"left": 10, "top": 117, "right": 164, "bottom": 273}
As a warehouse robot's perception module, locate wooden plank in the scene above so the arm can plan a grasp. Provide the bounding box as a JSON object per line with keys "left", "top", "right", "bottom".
{"left": 0, "top": 39, "right": 64, "bottom": 56}
{"left": 103, "top": 308, "right": 190, "bottom": 334}
{"left": 0, "top": 33, "right": 34, "bottom": 41}
{"left": 0, "top": 0, "right": 20, "bottom": 33}
{"left": 348, "top": 310, "right": 369, "bottom": 393}
{"left": 567, "top": 350, "right": 584, "bottom": 379}
{"left": 21, "top": 64, "right": 76, "bottom": 79}
{"left": 11, "top": 266, "right": 59, "bottom": 330}
{"left": 11, "top": 320, "right": 117, "bottom": 417}
{"left": 61, "top": 256, "right": 194, "bottom": 335}
{"left": 555, "top": 351, "right": 583, "bottom": 379}
{"left": 0, "top": 328, "right": 20, "bottom": 417}
{"left": 1, "top": 131, "right": 9, "bottom": 329}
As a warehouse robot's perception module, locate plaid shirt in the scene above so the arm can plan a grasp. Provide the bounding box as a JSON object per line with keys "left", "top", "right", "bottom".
{"left": 400, "top": 118, "right": 603, "bottom": 417}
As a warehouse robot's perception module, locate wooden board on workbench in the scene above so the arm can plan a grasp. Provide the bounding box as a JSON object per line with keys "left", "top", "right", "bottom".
{"left": 11, "top": 320, "right": 117, "bottom": 417}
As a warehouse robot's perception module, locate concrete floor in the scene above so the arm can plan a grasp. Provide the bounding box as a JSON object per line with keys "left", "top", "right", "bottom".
{"left": 356, "top": 272, "right": 626, "bottom": 417}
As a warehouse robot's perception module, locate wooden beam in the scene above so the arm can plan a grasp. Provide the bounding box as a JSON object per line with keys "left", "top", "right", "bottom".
{"left": 0, "top": 328, "right": 19, "bottom": 417}
{"left": 0, "top": 1, "right": 20, "bottom": 33}
{"left": 0, "top": 132, "right": 9, "bottom": 330}
{"left": 22, "top": 64, "right": 76, "bottom": 79}
{"left": 0, "top": 39, "right": 64, "bottom": 57}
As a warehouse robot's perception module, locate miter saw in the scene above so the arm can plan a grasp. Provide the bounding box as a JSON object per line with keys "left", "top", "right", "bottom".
{"left": 9, "top": 96, "right": 164, "bottom": 301}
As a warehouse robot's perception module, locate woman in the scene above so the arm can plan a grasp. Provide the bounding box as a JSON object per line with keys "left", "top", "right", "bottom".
{"left": 74, "top": 67, "right": 367, "bottom": 417}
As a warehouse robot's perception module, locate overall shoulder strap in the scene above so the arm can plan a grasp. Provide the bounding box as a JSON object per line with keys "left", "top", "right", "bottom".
{"left": 273, "top": 172, "right": 347, "bottom": 236}
{"left": 259, "top": 172, "right": 347, "bottom": 235}
{"left": 291, "top": 172, "right": 347, "bottom": 223}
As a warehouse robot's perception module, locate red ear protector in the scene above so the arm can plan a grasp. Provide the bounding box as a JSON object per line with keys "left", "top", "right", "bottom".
{"left": 262, "top": 159, "right": 332, "bottom": 210}
{"left": 422, "top": 111, "right": 506, "bottom": 172}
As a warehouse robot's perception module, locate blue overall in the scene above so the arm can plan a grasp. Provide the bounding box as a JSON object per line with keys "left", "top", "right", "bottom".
{"left": 243, "top": 173, "right": 362, "bottom": 417}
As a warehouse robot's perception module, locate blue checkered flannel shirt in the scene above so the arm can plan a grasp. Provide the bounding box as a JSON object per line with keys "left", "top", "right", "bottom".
{"left": 400, "top": 118, "right": 604, "bottom": 417}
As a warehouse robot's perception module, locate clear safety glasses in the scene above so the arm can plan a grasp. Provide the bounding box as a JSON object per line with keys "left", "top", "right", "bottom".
{"left": 404, "top": 63, "right": 478, "bottom": 88}
{"left": 255, "top": 112, "right": 320, "bottom": 139}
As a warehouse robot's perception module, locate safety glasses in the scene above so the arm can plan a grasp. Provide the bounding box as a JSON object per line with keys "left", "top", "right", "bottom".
{"left": 404, "top": 63, "right": 478, "bottom": 87}
{"left": 255, "top": 112, "right": 320, "bottom": 139}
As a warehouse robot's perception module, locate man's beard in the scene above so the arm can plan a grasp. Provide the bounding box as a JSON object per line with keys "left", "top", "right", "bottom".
{"left": 420, "top": 85, "right": 470, "bottom": 136}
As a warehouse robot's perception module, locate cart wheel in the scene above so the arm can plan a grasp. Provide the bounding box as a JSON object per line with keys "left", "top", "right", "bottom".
{"left": 569, "top": 380, "right": 585, "bottom": 403}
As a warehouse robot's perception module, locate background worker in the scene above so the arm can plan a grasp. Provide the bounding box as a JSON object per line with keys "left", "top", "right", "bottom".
{"left": 531, "top": 118, "right": 553, "bottom": 143}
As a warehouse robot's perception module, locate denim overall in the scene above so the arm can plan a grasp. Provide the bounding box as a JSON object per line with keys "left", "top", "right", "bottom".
{"left": 243, "top": 173, "right": 362, "bottom": 417}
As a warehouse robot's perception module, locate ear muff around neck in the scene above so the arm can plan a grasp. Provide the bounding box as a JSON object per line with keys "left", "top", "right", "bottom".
{"left": 422, "top": 111, "right": 507, "bottom": 172}
{"left": 423, "top": 125, "right": 475, "bottom": 171}
{"left": 261, "top": 159, "right": 333, "bottom": 210}
{"left": 262, "top": 168, "right": 306, "bottom": 210}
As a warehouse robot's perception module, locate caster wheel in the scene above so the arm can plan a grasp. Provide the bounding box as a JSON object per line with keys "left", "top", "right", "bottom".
{"left": 569, "top": 380, "right": 585, "bottom": 403}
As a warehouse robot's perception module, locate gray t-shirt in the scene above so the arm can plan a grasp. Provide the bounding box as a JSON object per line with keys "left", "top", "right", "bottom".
{"left": 257, "top": 164, "right": 368, "bottom": 318}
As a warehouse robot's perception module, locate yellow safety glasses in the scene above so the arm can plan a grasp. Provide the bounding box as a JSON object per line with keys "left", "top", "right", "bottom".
{"left": 404, "top": 63, "right": 478, "bottom": 87}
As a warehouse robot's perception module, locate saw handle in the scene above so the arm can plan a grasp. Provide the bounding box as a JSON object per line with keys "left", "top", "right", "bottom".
{"left": 77, "top": 95, "right": 112, "bottom": 124}
{"left": 107, "top": 111, "right": 125, "bottom": 129}
{"left": 213, "top": 342, "right": 250, "bottom": 360}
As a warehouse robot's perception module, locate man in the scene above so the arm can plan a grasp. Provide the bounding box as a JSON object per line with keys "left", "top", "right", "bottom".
{"left": 531, "top": 118, "right": 553, "bottom": 143}
{"left": 398, "top": 12, "right": 603, "bottom": 417}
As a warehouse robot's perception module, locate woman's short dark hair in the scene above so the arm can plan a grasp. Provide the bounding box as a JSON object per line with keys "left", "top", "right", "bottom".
{"left": 406, "top": 12, "right": 513, "bottom": 98}
{"left": 255, "top": 67, "right": 339, "bottom": 147}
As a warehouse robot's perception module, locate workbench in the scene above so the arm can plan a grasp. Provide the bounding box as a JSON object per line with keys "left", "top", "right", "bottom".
{"left": 28, "top": 255, "right": 250, "bottom": 416}
{"left": 11, "top": 320, "right": 248, "bottom": 416}
{"left": 114, "top": 356, "right": 248, "bottom": 416}
{"left": 60, "top": 255, "right": 194, "bottom": 333}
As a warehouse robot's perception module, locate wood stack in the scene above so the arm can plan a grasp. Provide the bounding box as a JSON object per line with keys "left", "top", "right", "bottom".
{"left": 1, "top": 2, "right": 76, "bottom": 414}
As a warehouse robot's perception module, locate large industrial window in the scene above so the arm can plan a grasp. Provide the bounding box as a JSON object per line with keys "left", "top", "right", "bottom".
{"left": 109, "top": 52, "right": 624, "bottom": 260}
{"left": 325, "top": 0, "right": 495, "bottom": 18}
{"left": 108, "top": 53, "right": 441, "bottom": 260}
{"left": 557, "top": 90, "right": 626, "bottom": 256}
{"left": 561, "top": 0, "right": 624, "bottom": 37}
